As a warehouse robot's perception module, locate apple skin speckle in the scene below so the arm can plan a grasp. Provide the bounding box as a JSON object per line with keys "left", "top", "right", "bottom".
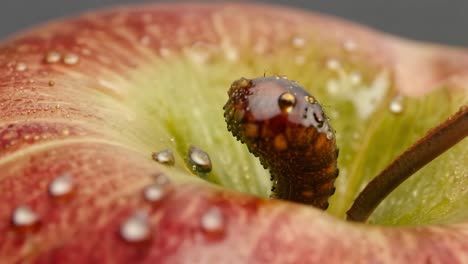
{"left": 0, "top": 3, "right": 467, "bottom": 264}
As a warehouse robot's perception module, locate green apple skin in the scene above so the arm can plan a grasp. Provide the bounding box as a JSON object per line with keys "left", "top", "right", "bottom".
{"left": 0, "top": 3, "right": 467, "bottom": 263}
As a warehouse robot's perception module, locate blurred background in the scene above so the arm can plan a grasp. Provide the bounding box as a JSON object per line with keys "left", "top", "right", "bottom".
{"left": 0, "top": 0, "right": 467, "bottom": 46}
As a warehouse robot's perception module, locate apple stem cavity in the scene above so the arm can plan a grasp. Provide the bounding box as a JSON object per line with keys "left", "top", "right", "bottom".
{"left": 347, "top": 105, "right": 468, "bottom": 222}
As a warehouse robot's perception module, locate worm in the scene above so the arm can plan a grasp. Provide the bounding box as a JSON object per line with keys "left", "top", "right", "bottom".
{"left": 223, "top": 76, "right": 339, "bottom": 209}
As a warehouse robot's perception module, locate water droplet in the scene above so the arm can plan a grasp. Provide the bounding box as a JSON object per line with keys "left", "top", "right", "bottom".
{"left": 120, "top": 211, "right": 152, "bottom": 244}
{"left": 343, "top": 39, "right": 357, "bottom": 51}
{"left": 45, "top": 51, "right": 61, "bottom": 64}
{"left": 63, "top": 53, "right": 80, "bottom": 65}
{"left": 305, "top": 95, "right": 316, "bottom": 104}
{"left": 292, "top": 36, "right": 306, "bottom": 48}
{"left": 48, "top": 80, "right": 55, "bottom": 87}
{"left": 15, "top": 62, "right": 27, "bottom": 71}
{"left": 224, "top": 45, "right": 239, "bottom": 62}
{"left": 187, "top": 146, "right": 212, "bottom": 175}
{"left": 143, "top": 181, "right": 170, "bottom": 203}
{"left": 278, "top": 92, "right": 296, "bottom": 113}
{"left": 151, "top": 150, "right": 175, "bottom": 166}
{"left": 389, "top": 95, "right": 404, "bottom": 114}
{"left": 200, "top": 206, "right": 225, "bottom": 237}
{"left": 326, "top": 58, "right": 341, "bottom": 71}
{"left": 48, "top": 173, "right": 75, "bottom": 198}
{"left": 326, "top": 130, "right": 334, "bottom": 140}
{"left": 11, "top": 205, "right": 40, "bottom": 230}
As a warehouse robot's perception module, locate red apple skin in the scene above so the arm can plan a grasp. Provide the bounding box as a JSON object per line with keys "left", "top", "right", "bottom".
{"left": 0, "top": 3, "right": 467, "bottom": 263}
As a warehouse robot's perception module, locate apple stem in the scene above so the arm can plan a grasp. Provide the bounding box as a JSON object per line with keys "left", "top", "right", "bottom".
{"left": 346, "top": 105, "right": 468, "bottom": 222}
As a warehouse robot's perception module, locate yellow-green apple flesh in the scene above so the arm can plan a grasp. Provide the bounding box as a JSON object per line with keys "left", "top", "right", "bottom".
{"left": 0, "top": 3, "right": 467, "bottom": 263}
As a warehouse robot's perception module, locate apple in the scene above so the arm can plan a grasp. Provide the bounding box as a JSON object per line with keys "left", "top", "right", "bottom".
{"left": 0, "top": 3, "right": 467, "bottom": 263}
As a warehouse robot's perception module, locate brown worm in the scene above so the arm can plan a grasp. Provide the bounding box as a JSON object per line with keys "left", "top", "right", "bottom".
{"left": 223, "top": 76, "right": 339, "bottom": 209}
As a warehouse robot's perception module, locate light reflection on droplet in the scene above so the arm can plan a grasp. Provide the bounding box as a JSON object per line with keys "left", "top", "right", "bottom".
{"left": 143, "top": 177, "right": 171, "bottom": 203}
{"left": 278, "top": 92, "right": 296, "bottom": 113}
{"left": 292, "top": 36, "right": 306, "bottom": 48}
{"left": 326, "top": 58, "right": 341, "bottom": 71}
{"left": 15, "top": 62, "right": 27, "bottom": 72}
{"left": 152, "top": 150, "right": 175, "bottom": 166}
{"left": 11, "top": 205, "right": 40, "bottom": 228}
{"left": 120, "top": 211, "right": 152, "bottom": 244}
{"left": 343, "top": 39, "right": 357, "bottom": 51}
{"left": 349, "top": 71, "right": 362, "bottom": 85}
{"left": 200, "top": 206, "right": 225, "bottom": 236}
{"left": 187, "top": 146, "right": 212, "bottom": 175}
{"left": 223, "top": 45, "right": 239, "bottom": 62}
{"left": 48, "top": 173, "right": 75, "bottom": 198}
{"left": 389, "top": 95, "right": 404, "bottom": 114}
{"left": 63, "top": 53, "right": 80, "bottom": 65}
{"left": 45, "top": 51, "right": 61, "bottom": 64}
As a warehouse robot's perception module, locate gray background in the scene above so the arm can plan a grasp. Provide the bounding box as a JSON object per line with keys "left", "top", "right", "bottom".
{"left": 0, "top": 0, "right": 467, "bottom": 47}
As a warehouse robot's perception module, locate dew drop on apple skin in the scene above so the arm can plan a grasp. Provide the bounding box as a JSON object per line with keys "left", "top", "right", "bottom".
{"left": 15, "top": 62, "right": 27, "bottom": 72}
{"left": 143, "top": 184, "right": 167, "bottom": 203}
{"left": 11, "top": 205, "right": 41, "bottom": 231}
{"left": 187, "top": 146, "right": 212, "bottom": 176}
{"left": 200, "top": 206, "right": 225, "bottom": 238}
{"left": 151, "top": 149, "right": 175, "bottom": 166}
{"left": 120, "top": 211, "right": 152, "bottom": 244}
{"left": 291, "top": 36, "right": 306, "bottom": 49}
{"left": 63, "top": 53, "right": 80, "bottom": 65}
{"left": 44, "top": 51, "right": 61, "bottom": 64}
{"left": 48, "top": 173, "right": 75, "bottom": 199}
{"left": 326, "top": 58, "right": 341, "bottom": 71}
{"left": 349, "top": 71, "right": 362, "bottom": 85}
{"left": 389, "top": 95, "right": 404, "bottom": 114}
{"left": 143, "top": 176, "right": 171, "bottom": 204}
{"left": 342, "top": 39, "right": 357, "bottom": 52}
